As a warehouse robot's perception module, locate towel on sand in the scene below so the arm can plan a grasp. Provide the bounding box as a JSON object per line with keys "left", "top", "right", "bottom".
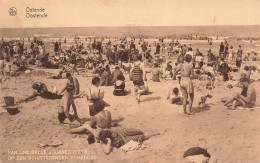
{"left": 121, "top": 140, "right": 142, "bottom": 153}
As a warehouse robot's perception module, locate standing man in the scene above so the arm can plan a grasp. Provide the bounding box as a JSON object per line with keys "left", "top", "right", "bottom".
{"left": 219, "top": 42, "right": 224, "bottom": 56}
{"left": 131, "top": 55, "right": 147, "bottom": 103}
{"left": 236, "top": 45, "right": 243, "bottom": 69}
{"left": 156, "top": 43, "right": 161, "bottom": 55}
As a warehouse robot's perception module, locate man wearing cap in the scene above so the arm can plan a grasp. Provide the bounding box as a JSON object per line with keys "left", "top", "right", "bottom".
{"left": 224, "top": 77, "right": 257, "bottom": 109}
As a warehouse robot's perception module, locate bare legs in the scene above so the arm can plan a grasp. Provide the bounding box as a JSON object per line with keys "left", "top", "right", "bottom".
{"left": 134, "top": 85, "right": 146, "bottom": 103}
{"left": 142, "top": 131, "right": 163, "bottom": 141}
{"left": 181, "top": 88, "right": 194, "bottom": 114}
{"left": 188, "top": 93, "right": 194, "bottom": 113}
{"left": 69, "top": 125, "right": 88, "bottom": 134}
{"left": 225, "top": 94, "right": 246, "bottom": 109}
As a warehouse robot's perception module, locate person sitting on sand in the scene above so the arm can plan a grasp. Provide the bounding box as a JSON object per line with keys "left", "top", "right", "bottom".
{"left": 100, "top": 65, "right": 113, "bottom": 86}
{"left": 131, "top": 55, "right": 147, "bottom": 103}
{"left": 151, "top": 63, "right": 161, "bottom": 82}
{"left": 174, "top": 54, "right": 194, "bottom": 114}
{"left": 224, "top": 77, "right": 257, "bottom": 109}
{"left": 57, "top": 73, "right": 81, "bottom": 124}
{"left": 113, "top": 74, "right": 131, "bottom": 96}
{"left": 73, "top": 123, "right": 162, "bottom": 155}
{"left": 167, "top": 87, "right": 183, "bottom": 104}
{"left": 112, "top": 66, "right": 124, "bottom": 83}
{"left": 86, "top": 77, "right": 106, "bottom": 116}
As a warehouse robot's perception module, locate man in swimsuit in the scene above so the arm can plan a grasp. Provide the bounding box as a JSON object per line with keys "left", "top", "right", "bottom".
{"left": 174, "top": 54, "right": 194, "bottom": 114}
{"left": 131, "top": 55, "right": 147, "bottom": 103}
{"left": 224, "top": 77, "right": 257, "bottom": 109}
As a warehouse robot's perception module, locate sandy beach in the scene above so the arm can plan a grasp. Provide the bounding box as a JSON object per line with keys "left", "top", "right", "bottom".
{"left": 0, "top": 35, "right": 260, "bottom": 163}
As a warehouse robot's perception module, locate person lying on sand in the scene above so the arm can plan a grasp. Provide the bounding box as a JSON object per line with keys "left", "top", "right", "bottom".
{"left": 69, "top": 109, "right": 112, "bottom": 134}
{"left": 224, "top": 77, "right": 257, "bottom": 110}
{"left": 48, "top": 67, "right": 66, "bottom": 79}
{"left": 18, "top": 82, "right": 63, "bottom": 103}
{"left": 48, "top": 71, "right": 63, "bottom": 79}
{"left": 73, "top": 123, "right": 162, "bottom": 155}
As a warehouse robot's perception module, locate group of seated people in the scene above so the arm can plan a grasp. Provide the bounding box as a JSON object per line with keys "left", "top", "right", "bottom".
{"left": 57, "top": 76, "right": 161, "bottom": 155}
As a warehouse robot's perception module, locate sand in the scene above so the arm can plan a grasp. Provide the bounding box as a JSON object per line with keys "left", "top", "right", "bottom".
{"left": 0, "top": 38, "right": 260, "bottom": 163}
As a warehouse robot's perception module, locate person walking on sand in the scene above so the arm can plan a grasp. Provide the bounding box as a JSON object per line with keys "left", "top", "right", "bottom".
{"left": 174, "top": 54, "right": 194, "bottom": 115}
{"left": 131, "top": 55, "right": 147, "bottom": 103}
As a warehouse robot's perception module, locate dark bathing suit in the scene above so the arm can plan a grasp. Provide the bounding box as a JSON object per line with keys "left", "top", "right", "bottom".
{"left": 132, "top": 64, "right": 144, "bottom": 86}
{"left": 113, "top": 81, "right": 125, "bottom": 96}
{"left": 58, "top": 112, "right": 67, "bottom": 123}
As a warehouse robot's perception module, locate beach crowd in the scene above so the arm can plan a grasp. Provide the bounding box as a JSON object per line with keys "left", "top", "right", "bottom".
{"left": 0, "top": 35, "right": 259, "bottom": 156}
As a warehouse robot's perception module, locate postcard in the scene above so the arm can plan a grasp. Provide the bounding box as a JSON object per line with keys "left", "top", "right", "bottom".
{"left": 0, "top": 0, "right": 260, "bottom": 163}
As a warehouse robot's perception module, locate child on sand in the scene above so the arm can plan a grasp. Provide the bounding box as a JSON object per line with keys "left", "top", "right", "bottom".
{"left": 174, "top": 54, "right": 194, "bottom": 114}
{"left": 167, "top": 87, "right": 183, "bottom": 104}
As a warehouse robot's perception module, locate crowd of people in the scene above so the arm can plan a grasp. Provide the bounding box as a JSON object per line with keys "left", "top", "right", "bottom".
{"left": 0, "top": 35, "right": 259, "bottom": 155}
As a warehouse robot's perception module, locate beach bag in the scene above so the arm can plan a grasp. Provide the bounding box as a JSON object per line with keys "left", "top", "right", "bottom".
{"left": 89, "top": 88, "right": 105, "bottom": 116}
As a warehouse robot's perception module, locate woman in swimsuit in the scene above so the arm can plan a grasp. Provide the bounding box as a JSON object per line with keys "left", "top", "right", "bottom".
{"left": 71, "top": 122, "right": 161, "bottom": 155}
{"left": 57, "top": 73, "right": 80, "bottom": 124}
{"left": 174, "top": 54, "right": 194, "bottom": 114}
{"left": 113, "top": 74, "right": 130, "bottom": 96}
{"left": 86, "top": 77, "right": 105, "bottom": 116}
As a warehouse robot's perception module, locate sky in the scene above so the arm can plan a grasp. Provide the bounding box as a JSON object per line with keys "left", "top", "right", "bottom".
{"left": 0, "top": 0, "right": 260, "bottom": 28}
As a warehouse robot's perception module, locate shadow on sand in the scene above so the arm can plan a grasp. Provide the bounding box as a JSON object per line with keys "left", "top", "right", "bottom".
{"left": 142, "top": 96, "right": 161, "bottom": 102}
{"left": 191, "top": 104, "right": 211, "bottom": 113}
